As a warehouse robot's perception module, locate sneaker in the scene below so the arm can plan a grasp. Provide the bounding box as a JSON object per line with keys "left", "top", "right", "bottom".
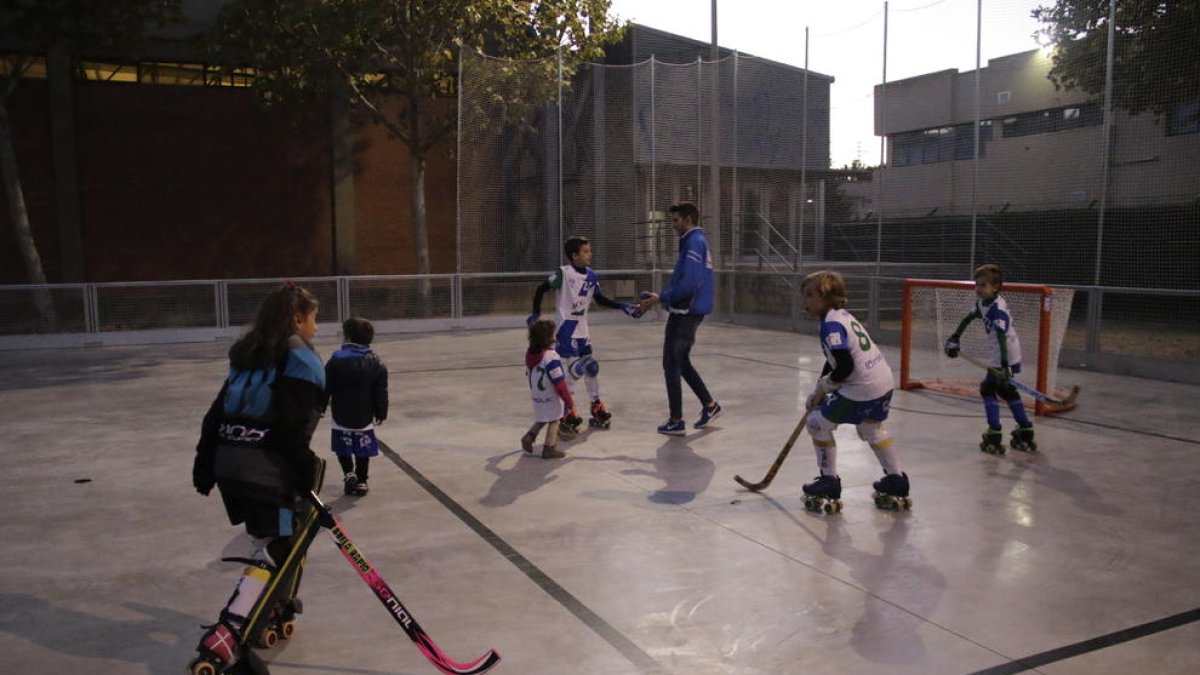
{"left": 657, "top": 419, "right": 686, "bottom": 436}
{"left": 353, "top": 480, "right": 369, "bottom": 496}
{"left": 694, "top": 402, "right": 722, "bottom": 429}
{"left": 540, "top": 446, "right": 565, "bottom": 459}
{"left": 342, "top": 473, "right": 359, "bottom": 496}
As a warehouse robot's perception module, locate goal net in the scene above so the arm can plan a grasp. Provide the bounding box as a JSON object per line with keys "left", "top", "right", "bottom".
{"left": 900, "top": 279, "right": 1077, "bottom": 415}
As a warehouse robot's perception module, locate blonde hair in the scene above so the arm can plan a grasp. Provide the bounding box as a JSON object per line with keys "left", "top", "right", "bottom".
{"left": 974, "top": 263, "right": 1004, "bottom": 292}
{"left": 801, "top": 270, "right": 847, "bottom": 310}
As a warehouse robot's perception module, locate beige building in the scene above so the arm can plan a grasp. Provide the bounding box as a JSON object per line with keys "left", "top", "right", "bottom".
{"left": 853, "top": 49, "right": 1200, "bottom": 217}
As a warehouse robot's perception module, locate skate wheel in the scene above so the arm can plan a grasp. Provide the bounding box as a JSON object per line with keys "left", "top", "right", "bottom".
{"left": 257, "top": 627, "right": 279, "bottom": 649}
{"left": 281, "top": 620, "right": 296, "bottom": 639}
{"left": 189, "top": 659, "right": 219, "bottom": 675}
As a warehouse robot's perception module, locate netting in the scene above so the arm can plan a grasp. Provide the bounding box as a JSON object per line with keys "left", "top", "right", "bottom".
{"left": 458, "top": 48, "right": 822, "bottom": 276}
{"left": 902, "top": 280, "right": 1076, "bottom": 414}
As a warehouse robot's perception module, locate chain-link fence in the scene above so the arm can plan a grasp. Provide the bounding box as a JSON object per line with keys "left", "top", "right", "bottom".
{"left": 455, "top": 2, "right": 1199, "bottom": 382}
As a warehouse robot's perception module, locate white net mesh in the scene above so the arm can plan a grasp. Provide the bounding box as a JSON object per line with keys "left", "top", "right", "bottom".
{"left": 903, "top": 280, "right": 1075, "bottom": 413}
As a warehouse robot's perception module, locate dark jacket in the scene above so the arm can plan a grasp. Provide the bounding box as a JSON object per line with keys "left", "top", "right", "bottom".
{"left": 193, "top": 335, "right": 325, "bottom": 506}
{"left": 325, "top": 343, "right": 389, "bottom": 429}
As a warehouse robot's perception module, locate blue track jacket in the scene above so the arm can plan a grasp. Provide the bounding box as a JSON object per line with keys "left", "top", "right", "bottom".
{"left": 659, "top": 227, "right": 714, "bottom": 315}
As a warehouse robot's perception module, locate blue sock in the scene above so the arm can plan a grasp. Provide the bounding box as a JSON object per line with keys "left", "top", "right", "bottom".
{"left": 983, "top": 396, "right": 1001, "bottom": 428}
{"left": 1010, "top": 400, "right": 1031, "bottom": 428}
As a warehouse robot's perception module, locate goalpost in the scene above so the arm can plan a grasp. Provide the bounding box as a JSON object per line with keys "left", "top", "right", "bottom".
{"left": 900, "top": 278, "right": 1078, "bottom": 415}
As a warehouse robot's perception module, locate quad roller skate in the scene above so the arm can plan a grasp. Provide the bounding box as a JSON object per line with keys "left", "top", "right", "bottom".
{"left": 980, "top": 427, "right": 1005, "bottom": 455}
{"left": 254, "top": 598, "right": 302, "bottom": 649}
{"left": 187, "top": 621, "right": 268, "bottom": 675}
{"left": 872, "top": 472, "right": 912, "bottom": 511}
{"left": 802, "top": 475, "right": 843, "bottom": 514}
{"left": 588, "top": 400, "right": 612, "bottom": 429}
{"left": 1009, "top": 426, "right": 1037, "bottom": 452}
{"left": 559, "top": 408, "right": 583, "bottom": 438}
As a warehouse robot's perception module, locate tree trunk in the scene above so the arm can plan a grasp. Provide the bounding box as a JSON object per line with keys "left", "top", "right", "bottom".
{"left": 0, "top": 99, "right": 57, "bottom": 329}
{"left": 407, "top": 96, "right": 432, "bottom": 309}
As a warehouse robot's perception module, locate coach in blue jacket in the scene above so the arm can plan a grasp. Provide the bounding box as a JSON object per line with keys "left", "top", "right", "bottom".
{"left": 636, "top": 202, "right": 722, "bottom": 436}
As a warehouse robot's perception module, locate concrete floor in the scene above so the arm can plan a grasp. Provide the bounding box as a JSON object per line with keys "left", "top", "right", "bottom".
{"left": 1, "top": 320, "right": 1198, "bottom": 675}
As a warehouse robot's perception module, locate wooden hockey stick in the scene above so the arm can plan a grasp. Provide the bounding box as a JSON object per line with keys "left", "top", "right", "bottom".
{"left": 733, "top": 411, "right": 810, "bottom": 492}
{"left": 958, "top": 354, "right": 1080, "bottom": 407}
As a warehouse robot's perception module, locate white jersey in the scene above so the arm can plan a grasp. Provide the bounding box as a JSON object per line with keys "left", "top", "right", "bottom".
{"left": 549, "top": 265, "right": 600, "bottom": 341}
{"left": 528, "top": 348, "right": 568, "bottom": 423}
{"left": 818, "top": 308, "right": 894, "bottom": 402}
{"left": 976, "top": 295, "right": 1022, "bottom": 368}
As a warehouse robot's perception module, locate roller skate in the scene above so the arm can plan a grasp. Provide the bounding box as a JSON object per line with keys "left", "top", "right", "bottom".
{"left": 588, "top": 400, "right": 612, "bottom": 429}
{"left": 872, "top": 472, "right": 912, "bottom": 510}
{"left": 802, "top": 475, "right": 843, "bottom": 514}
{"left": 980, "top": 427, "right": 1005, "bottom": 455}
{"left": 254, "top": 598, "right": 302, "bottom": 649}
{"left": 342, "top": 472, "right": 360, "bottom": 495}
{"left": 1010, "top": 425, "right": 1037, "bottom": 452}
{"left": 559, "top": 408, "right": 583, "bottom": 439}
{"left": 187, "top": 620, "right": 268, "bottom": 675}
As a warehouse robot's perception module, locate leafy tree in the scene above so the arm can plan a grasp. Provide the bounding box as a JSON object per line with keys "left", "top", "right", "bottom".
{"left": 1033, "top": 0, "right": 1200, "bottom": 117}
{"left": 207, "top": 0, "right": 625, "bottom": 279}
{"left": 0, "top": 1, "right": 181, "bottom": 327}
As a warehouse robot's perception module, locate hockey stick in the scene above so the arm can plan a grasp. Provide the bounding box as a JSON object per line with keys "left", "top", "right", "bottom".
{"left": 733, "top": 411, "right": 810, "bottom": 492}
{"left": 958, "top": 354, "right": 1080, "bottom": 407}
{"left": 308, "top": 492, "right": 501, "bottom": 675}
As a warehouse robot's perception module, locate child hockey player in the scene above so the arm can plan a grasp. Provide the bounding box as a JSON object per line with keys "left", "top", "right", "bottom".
{"left": 800, "top": 270, "right": 911, "bottom": 512}
{"left": 190, "top": 282, "right": 327, "bottom": 674}
{"left": 325, "top": 317, "right": 389, "bottom": 496}
{"left": 521, "top": 318, "right": 577, "bottom": 459}
{"left": 528, "top": 236, "right": 641, "bottom": 434}
{"left": 944, "top": 263, "right": 1036, "bottom": 453}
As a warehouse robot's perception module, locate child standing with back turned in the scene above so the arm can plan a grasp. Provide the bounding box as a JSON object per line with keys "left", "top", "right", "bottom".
{"left": 325, "top": 317, "right": 389, "bottom": 496}
{"left": 521, "top": 317, "right": 577, "bottom": 459}
{"left": 944, "top": 263, "right": 1036, "bottom": 453}
{"left": 800, "top": 270, "right": 912, "bottom": 513}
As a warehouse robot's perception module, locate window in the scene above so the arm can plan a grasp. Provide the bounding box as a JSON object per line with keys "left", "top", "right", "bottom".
{"left": 891, "top": 121, "right": 992, "bottom": 167}
{"left": 1167, "top": 100, "right": 1200, "bottom": 136}
{"left": 1002, "top": 104, "right": 1102, "bottom": 138}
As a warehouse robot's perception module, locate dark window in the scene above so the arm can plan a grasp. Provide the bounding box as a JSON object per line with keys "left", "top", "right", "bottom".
{"left": 1002, "top": 104, "right": 1102, "bottom": 138}
{"left": 891, "top": 122, "right": 991, "bottom": 166}
{"left": 1167, "top": 100, "right": 1200, "bottom": 136}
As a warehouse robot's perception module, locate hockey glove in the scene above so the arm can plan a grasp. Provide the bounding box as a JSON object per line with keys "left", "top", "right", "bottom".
{"left": 526, "top": 312, "right": 540, "bottom": 327}
{"left": 292, "top": 450, "right": 320, "bottom": 494}
{"left": 315, "top": 503, "right": 336, "bottom": 529}
{"left": 620, "top": 302, "right": 644, "bottom": 319}
{"left": 806, "top": 375, "right": 841, "bottom": 410}
{"left": 193, "top": 454, "right": 215, "bottom": 497}
{"left": 990, "top": 365, "right": 1012, "bottom": 383}
{"left": 944, "top": 335, "right": 960, "bottom": 358}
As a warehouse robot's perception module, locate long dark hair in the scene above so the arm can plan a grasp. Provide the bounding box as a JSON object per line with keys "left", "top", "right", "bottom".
{"left": 229, "top": 283, "right": 319, "bottom": 370}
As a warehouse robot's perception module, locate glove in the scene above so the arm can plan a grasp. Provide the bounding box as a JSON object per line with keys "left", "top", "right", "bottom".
{"left": 292, "top": 450, "right": 319, "bottom": 493}
{"left": 990, "top": 365, "right": 1012, "bottom": 383}
{"left": 562, "top": 408, "right": 583, "bottom": 428}
{"left": 315, "top": 504, "right": 336, "bottom": 529}
{"left": 620, "top": 302, "right": 644, "bottom": 319}
{"left": 192, "top": 454, "right": 215, "bottom": 497}
{"left": 806, "top": 375, "right": 840, "bottom": 410}
{"left": 526, "top": 312, "right": 540, "bottom": 327}
{"left": 944, "top": 335, "right": 960, "bottom": 358}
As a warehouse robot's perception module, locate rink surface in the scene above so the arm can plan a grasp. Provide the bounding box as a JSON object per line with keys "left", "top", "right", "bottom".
{"left": 1, "top": 319, "right": 1198, "bottom": 675}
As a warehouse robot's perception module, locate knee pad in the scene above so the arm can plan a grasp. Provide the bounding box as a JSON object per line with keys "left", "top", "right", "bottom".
{"left": 979, "top": 380, "right": 997, "bottom": 398}
{"left": 570, "top": 356, "right": 598, "bottom": 379}
{"left": 807, "top": 411, "right": 838, "bottom": 442}
{"left": 857, "top": 421, "right": 892, "bottom": 449}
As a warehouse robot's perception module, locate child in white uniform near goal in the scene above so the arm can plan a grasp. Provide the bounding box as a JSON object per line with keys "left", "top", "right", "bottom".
{"left": 528, "top": 236, "right": 642, "bottom": 433}
{"left": 800, "top": 271, "right": 912, "bottom": 512}
{"left": 521, "top": 318, "right": 578, "bottom": 459}
{"left": 943, "top": 264, "right": 1036, "bottom": 453}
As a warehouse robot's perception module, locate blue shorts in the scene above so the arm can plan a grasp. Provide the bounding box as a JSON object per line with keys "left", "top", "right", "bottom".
{"left": 820, "top": 391, "right": 893, "bottom": 425}
{"left": 555, "top": 335, "right": 594, "bottom": 360}
{"left": 331, "top": 428, "right": 379, "bottom": 458}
